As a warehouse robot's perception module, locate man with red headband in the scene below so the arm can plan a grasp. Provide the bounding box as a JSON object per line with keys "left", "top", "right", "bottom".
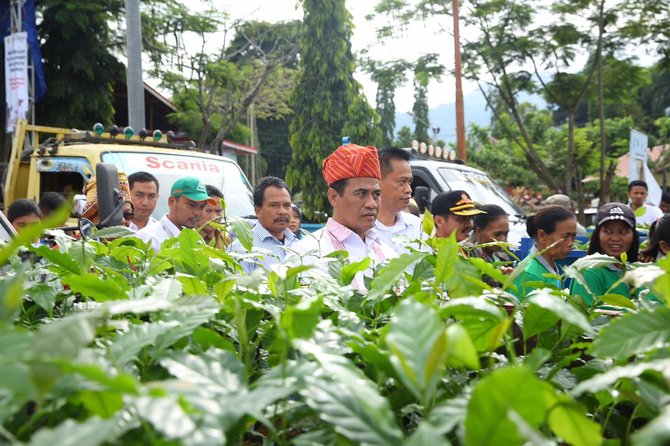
{"left": 295, "top": 144, "right": 397, "bottom": 285}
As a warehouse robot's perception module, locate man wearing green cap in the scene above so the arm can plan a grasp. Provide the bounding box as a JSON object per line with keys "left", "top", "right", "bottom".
{"left": 138, "top": 177, "right": 216, "bottom": 252}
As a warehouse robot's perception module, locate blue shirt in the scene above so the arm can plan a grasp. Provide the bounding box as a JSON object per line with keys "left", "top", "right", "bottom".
{"left": 230, "top": 222, "right": 296, "bottom": 274}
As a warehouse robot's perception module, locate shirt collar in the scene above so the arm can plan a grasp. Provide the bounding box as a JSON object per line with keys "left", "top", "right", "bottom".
{"left": 326, "top": 218, "right": 379, "bottom": 244}
{"left": 530, "top": 244, "right": 559, "bottom": 275}
{"left": 254, "top": 222, "right": 295, "bottom": 243}
{"left": 161, "top": 214, "right": 181, "bottom": 237}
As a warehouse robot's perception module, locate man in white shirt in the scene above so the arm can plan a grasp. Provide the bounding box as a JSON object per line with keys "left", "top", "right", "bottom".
{"left": 230, "top": 176, "right": 296, "bottom": 273}
{"left": 375, "top": 147, "right": 422, "bottom": 254}
{"left": 128, "top": 171, "right": 159, "bottom": 231}
{"left": 295, "top": 144, "right": 397, "bottom": 287}
{"left": 137, "top": 177, "right": 216, "bottom": 252}
{"left": 628, "top": 180, "right": 663, "bottom": 226}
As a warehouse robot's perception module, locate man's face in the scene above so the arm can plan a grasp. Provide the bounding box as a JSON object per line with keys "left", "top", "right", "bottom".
{"left": 628, "top": 185, "right": 647, "bottom": 207}
{"left": 435, "top": 213, "right": 473, "bottom": 242}
{"left": 168, "top": 196, "right": 207, "bottom": 229}
{"left": 380, "top": 158, "right": 413, "bottom": 214}
{"left": 255, "top": 186, "right": 292, "bottom": 238}
{"left": 660, "top": 200, "right": 670, "bottom": 214}
{"left": 329, "top": 177, "right": 381, "bottom": 237}
{"left": 130, "top": 181, "right": 158, "bottom": 222}
{"left": 199, "top": 197, "right": 223, "bottom": 236}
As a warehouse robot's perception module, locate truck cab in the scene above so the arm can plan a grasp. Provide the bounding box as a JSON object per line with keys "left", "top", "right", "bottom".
{"left": 408, "top": 152, "right": 528, "bottom": 246}
{"left": 4, "top": 120, "right": 255, "bottom": 221}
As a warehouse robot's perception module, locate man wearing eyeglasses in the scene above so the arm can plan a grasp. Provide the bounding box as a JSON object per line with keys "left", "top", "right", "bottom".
{"left": 128, "top": 171, "right": 160, "bottom": 231}
{"left": 432, "top": 190, "right": 486, "bottom": 242}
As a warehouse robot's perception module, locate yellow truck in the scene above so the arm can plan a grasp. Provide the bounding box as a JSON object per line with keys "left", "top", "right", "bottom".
{"left": 3, "top": 120, "right": 255, "bottom": 219}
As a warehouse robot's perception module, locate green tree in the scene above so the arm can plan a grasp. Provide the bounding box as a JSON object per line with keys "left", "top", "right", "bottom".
{"left": 342, "top": 96, "right": 383, "bottom": 147}
{"left": 286, "top": 0, "right": 359, "bottom": 217}
{"left": 364, "top": 59, "right": 411, "bottom": 146}
{"left": 36, "top": 0, "right": 124, "bottom": 128}
{"left": 411, "top": 54, "right": 443, "bottom": 143}
{"left": 395, "top": 125, "right": 413, "bottom": 147}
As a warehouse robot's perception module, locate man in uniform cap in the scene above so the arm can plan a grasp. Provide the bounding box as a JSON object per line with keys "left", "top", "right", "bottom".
{"left": 295, "top": 144, "right": 397, "bottom": 286}
{"left": 138, "top": 177, "right": 216, "bottom": 252}
{"left": 431, "top": 190, "right": 485, "bottom": 242}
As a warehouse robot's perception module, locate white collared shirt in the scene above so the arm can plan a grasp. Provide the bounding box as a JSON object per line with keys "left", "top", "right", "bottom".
{"left": 375, "top": 211, "right": 422, "bottom": 254}
{"left": 294, "top": 218, "right": 398, "bottom": 289}
{"left": 230, "top": 223, "right": 297, "bottom": 274}
{"left": 137, "top": 215, "right": 180, "bottom": 252}
{"left": 633, "top": 203, "right": 664, "bottom": 226}
{"left": 129, "top": 216, "right": 158, "bottom": 232}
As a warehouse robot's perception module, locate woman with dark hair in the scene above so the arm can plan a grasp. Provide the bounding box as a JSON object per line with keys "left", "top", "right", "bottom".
{"left": 289, "top": 204, "right": 303, "bottom": 239}
{"left": 513, "top": 205, "right": 577, "bottom": 299}
{"left": 639, "top": 214, "right": 670, "bottom": 262}
{"left": 570, "top": 203, "right": 639, "bottom": 306}
{"left": 463, "top": 204, "right": 513, "bottom": 287}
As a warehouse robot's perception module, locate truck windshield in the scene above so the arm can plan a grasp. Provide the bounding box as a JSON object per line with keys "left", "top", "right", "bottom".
{"left": 438, "top": 167, "right": 525, "bottom": 218}
{"left": 101, "top": 152, "right": 255, "bottom": 218}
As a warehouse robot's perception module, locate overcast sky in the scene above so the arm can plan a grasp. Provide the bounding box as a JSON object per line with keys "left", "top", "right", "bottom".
{"left": 222, "top": 0, "right": 477, "bottom": 112}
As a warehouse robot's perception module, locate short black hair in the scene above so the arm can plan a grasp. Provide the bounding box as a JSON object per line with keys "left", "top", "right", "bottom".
{"left": 38, "top": 191, "right": 66, "bottom": 216}
{"left": 661, "top": 192, "right": 670, "bottom": 204}
{"left": 7, "top": 198, "right": 41, "bottom": 223}
{"left": 378, "top": 146, "right": 410, "bottom": 178}
{"left": 526, "top": 205, "right": 575, "bottom": 239}
{"left": 628, "top": 180, "right": 648, "bottom": 192}
{"left": 641, "top": 214, "right": 670, "bottom": 260}
{"left": 205, "top": 184, "right": 224, "bottom": 199}
{"left": 473, "top": 204, "right": 508, "bottom": 230}
{"left": 329, "top": 178, "right": 348, "bottom": 196}
{"left": 253, "top": 176, "right": 289, "bottom": 207}
{"left": 128, "top": 171, "right": 159, "bottom": 192}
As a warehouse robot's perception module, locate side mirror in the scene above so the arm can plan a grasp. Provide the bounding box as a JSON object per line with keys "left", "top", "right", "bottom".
{"left": 414, "top": 186, "right": 431, "bottom": 214}
{"left": 78, "top": 218, "right": 96, "bottom": 240}
{"left": 96, "top": 163, "right": 123, "bottom": 227}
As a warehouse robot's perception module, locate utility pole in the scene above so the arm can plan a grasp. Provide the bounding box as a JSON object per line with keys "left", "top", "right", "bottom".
{"left": 453, "top": 0, "right": 466, "bottom": 161}
{"left": 125, "top": 0, "right": 145, "bottom": 130}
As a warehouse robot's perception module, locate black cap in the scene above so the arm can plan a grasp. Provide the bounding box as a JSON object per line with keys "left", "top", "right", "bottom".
{"left": 431, "top": 190, "right": 486, "bottom": 217}
{"left": 595, "top": 202, "right": 636, "bottom": 229}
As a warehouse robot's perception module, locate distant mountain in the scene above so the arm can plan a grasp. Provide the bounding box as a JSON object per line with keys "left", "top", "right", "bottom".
{"left": 395, "top": 89, "right": 546, "bottom": 143}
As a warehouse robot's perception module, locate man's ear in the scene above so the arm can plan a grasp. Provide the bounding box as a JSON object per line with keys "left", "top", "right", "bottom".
{"left": 254, "top": 206, "right": 261, "bottom": 218}
{"left": 327, "top": 188, "right": 339, "bottom": 207}
{"left": 434, "top": 214, "right": 444, "bottom": 228}
{"left": 168, "top": 196, "right": 175, "bottom": 208}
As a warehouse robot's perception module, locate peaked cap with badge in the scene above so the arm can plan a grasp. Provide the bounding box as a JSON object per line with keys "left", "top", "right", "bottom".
{"left": 431, "top": 190, "right": 486, "bottom": 217}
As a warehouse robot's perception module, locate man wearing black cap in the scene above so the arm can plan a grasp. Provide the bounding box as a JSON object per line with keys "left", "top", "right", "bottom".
{"left": 431, "top": 190, "right": 486, "bottom": 242}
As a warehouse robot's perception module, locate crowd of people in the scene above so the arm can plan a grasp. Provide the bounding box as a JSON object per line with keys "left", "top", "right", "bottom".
{"left": 5, "top": 142, "right": 670, "bottom": 303}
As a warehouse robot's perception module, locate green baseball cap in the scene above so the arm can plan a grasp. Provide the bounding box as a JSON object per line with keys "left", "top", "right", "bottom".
{"left": 171, "top": 177, "right": 217, "bottom": 205}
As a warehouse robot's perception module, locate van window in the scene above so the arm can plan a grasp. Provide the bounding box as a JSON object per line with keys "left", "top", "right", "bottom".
{"left": 438, "top": 167, "right": 524, "bottom": 217}
{"left": 36, "top": 156, "right": 93, "bottom": 196}
{"left": 101, "top": 152, "right": 255, "bottom": 218}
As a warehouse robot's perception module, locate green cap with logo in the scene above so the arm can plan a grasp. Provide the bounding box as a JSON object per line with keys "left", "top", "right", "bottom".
{"left": 171, "top": 177, "right": 217, "bottom": 205}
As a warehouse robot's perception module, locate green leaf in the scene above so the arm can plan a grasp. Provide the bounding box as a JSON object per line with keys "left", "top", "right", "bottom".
{"left": 90, "top": 226, "right": 136, "bottom": 239}
{"left": 28, "top": 283, "right": 57, "bottom": 314}
{"left": 367, "top": 251, "right": 429, "bottom": 302}
{"left": 445, "top": 323, "right": 481, "bottom": 370}
{"left": 631, "top": 405, "right": 670, "bottom": 446}
{"left": 598, "top": 293, "right": 637, "bottom": 310}
{"left": 296, "top": 340, "right": 404, "bottom": 446}
{"left": 422, "top": 209, "right": 435, "bottom": 236}
{"left": 132, "top": 395, "right": 196, "bottom": 439}
{"left": 547, "top": 399, "right": 602, "bottom": 446}
{"left": 31, "top": 244, "right": 80, "bottom": 274}
{"left": 27, "top": 416, "right": 123, "bottom": 446}
{"left": 434, "top": 234, "right": 459, "bottom": 286}
{"left": 591, "top": 307, "right": 670, "bottom": 360}
{"left": 109, "top": 321, "right": 180, "bottom": 369}
{"left": 385, "top": 299, "right": 448, "bottom": 403}
{"left": 77, "top": 390, "right": 123, "bottom": 418}
{"left": 67, "top": 241, "right": 98, "bottom": 273}
{"left": 570, "top": 254, "right": 620, "bottom": 271}
{"left": 634, "top": 205, "right": 647, "bottom": 217}
{"left": 465, "top": 367, "right": 556, "bottom": 446}
{"left": 341, "top": 256, "right": 370, "bottom": 286}
{"left": 522, "top": 302, "right": 560, "bottom": 339}
{"left": 32, "top": 310, "right": 102, "bottom": 359}
{"left": 404, "top": 422, "right": 452, "bottom": 446}
{"left": 439, "top": 297, "right": 506, "bottom": 321}
{"left": 427, "top": 397, "right": 467, "bottom": 435}
{"left": 62, "top": 272, "right": 129, "bottom": 301}
{"left": 178, "top": 275, "right": 208, "bottom": 296}
{"left": 526, "top": 289, "right": 595, "bottom": 336}
{"left": 229, "top": 216, "right": 253, "bottom": 251}
{"left": 0, "top": 267, "right": 26, "bottom": 322}
{"left": 571, "top": 359, "right": 670, "bottom": 397}
{"left": 280, "top": 296, "right": 323, "bottom": 339}
{"left": 160, "top": 349, "right": 245, "bottom": 393}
